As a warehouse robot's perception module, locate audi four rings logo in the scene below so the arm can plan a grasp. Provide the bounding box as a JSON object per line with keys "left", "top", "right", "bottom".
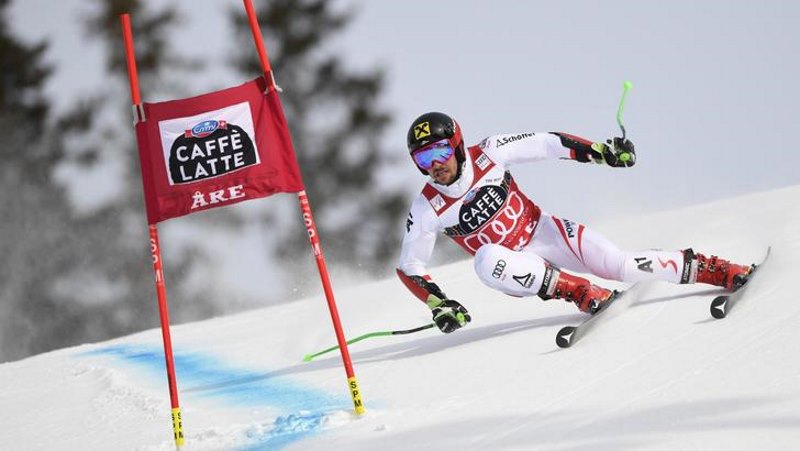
{"left": 492, "top": 259, "right": 506, "bottom": 278}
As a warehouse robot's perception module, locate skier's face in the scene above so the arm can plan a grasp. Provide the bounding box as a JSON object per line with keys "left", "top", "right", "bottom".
{"left": 428, "top": 155, "right": 458, "bottom": 185}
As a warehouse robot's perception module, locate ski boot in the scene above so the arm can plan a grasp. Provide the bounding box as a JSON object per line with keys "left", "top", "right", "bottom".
{"left": 683, "top": 248, "right": 756, "bottom": 291}
{"left": 540, "top": 268, "right": 615, "bottom": 314}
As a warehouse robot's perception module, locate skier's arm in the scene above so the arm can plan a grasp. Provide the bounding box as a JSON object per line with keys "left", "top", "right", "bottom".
{"left": 396, "top": 268, "right": 472, "bottom": 334}
{"left": 551, "top": 133, "right": 636, "bottom": 167}
{"left": 396, "top": 197, "right": 443, "bottom": 303}
{"left": 480, "top": 132, "right": 635, "bottom": 167}
{"left": 396, "top": 197, "right": 471, "bottom": 333}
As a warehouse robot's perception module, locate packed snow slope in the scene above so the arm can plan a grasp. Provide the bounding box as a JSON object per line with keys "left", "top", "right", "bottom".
{"left": 2, "top": 185, "right": 799, "bottom": 450}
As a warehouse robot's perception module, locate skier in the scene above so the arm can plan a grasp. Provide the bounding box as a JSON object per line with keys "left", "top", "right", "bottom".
{"left": 396, "top": 112, "right": 755, "bottom": 333}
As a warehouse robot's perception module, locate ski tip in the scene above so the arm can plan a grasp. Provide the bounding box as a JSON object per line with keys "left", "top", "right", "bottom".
{"left": 710, "top": 296, "right": 729, "bottom": 319}
{"left": 556, "top": 326, "right": 577, "bottom": 348}
{"left": 302, "top": 354, "right": 314, "bottom": 362}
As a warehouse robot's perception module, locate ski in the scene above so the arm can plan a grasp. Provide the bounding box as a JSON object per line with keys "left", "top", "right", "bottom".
{"left": 556, "top": 282, "right": 648, "bottom": 348}
{"left": 710, "top": 247, "right": 771, "bottom": 319}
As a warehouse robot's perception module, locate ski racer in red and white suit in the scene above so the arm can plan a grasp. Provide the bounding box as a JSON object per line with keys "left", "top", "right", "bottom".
{"left": 397, "top": 112, "right": 755, "bottom": 334}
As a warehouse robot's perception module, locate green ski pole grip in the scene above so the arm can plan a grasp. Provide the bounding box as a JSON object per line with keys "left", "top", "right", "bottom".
{"left": 617, "top": 81, "right": 633, "bottom": 139}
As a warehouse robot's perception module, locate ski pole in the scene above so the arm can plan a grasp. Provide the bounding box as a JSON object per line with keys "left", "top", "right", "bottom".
{"left": 617, "top": 80, "right": 633, "bottom": 140}
{"left": 303, "top": 323, "right": 435, "bottom": 362}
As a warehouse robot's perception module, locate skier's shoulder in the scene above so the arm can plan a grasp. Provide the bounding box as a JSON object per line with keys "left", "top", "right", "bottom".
{"left": 408, "top": 187, "right": 438, "bottom": 215}
{"left": 404, "top": 189, "right": 440, "bottom": 233}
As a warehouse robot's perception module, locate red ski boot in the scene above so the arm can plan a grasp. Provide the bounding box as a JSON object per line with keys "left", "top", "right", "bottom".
{"left": 683, "top": 249, "right": 755, "bottom": 291}
{"left": 540, "top": 268, "right": 615, "bottom": 314}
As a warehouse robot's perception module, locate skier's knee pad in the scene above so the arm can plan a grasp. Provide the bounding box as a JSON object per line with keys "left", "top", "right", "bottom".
{"left": 474, "top": 244, "right": 548, "bottom": 297}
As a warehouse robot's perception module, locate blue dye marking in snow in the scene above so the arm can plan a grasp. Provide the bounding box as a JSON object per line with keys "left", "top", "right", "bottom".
{"left": 84, "top": 344, "right": 348, "bottom": 449}
{"left": 245, "top": 412, "right": 329, "bottom": 450}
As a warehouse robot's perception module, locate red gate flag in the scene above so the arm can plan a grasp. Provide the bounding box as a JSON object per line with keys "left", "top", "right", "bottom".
{"left": 133, "top": 76, "right": 304, "bottom": 223}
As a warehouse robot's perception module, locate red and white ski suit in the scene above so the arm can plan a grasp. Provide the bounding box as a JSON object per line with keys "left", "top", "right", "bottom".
{"left": 397, "top": 132, "right": 691, "bottom": 302}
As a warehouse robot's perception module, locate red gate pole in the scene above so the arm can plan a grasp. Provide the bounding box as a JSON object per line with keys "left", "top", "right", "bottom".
{"left": 243, "top": 0, "right": 365, "bottom": 415}
{"left": 121, "top": 14, "right": 186, "bottom": 448}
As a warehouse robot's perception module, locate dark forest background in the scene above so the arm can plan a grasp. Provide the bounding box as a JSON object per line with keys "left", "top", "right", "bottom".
{"left": 0, "top": 0, "right": 423, "bottom": 362}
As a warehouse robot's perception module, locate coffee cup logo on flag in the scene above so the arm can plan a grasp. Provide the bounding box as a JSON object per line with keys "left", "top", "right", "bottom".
{"left": 158, "top": 103, "right": 259, "bottom": 185}
{"left": 134, "top": 77, "right": 304, "bottom": 224}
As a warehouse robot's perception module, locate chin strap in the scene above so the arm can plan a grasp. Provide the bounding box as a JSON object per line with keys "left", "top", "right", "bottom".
{"left": 453, "top": 142, "right": 465, "bottom": 182}
{"left": 451, "top": 157, "right": 464, "bottom": 184}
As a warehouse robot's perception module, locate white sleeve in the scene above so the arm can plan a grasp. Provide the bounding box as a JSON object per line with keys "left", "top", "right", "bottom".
{"left": 397, "top": 195, "right": 439, "bottom": 277}
{"left": 478, "top": 132, "right": 572, "bottom": 166}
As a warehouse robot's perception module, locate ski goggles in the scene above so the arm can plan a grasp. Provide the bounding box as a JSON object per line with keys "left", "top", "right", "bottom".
{"left": 411, "top": 139, "right": 456, "bottom": 170}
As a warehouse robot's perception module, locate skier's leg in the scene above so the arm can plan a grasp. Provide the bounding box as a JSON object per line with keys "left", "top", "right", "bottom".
{"left": 528, "top": 214, "right": 755, "bottom": 289}
{"left": 473, "top": 243, "right": 614, "bottom": 313}
{"left": 473, "top": 243, "right": 548, "bottom": 297}
{"left": 527, "top": 213, "right": 686, "bottom": 284}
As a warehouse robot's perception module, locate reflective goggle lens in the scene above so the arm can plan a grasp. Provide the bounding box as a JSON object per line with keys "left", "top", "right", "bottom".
{"left": 411, "top": 140, "right": 455, "bottom": 170}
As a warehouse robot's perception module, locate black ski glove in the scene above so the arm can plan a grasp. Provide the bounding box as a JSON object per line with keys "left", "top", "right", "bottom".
{"left": 426, "top": 295, "right": 471, "bottom": 334}
{"left": 592, "top": 137, "right": 636, "bottom": 167}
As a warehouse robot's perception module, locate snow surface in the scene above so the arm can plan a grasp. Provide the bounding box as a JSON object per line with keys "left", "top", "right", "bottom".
{"left": 1, "top": 185, "right": 799, "bottom": 450}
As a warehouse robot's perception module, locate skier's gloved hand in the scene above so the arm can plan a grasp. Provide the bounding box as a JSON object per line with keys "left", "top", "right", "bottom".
{"left": 427, "top": 295, "right": 471, "bottom": 333}
{"left": 591, "top": 137, "right": 636, "bottom": 167}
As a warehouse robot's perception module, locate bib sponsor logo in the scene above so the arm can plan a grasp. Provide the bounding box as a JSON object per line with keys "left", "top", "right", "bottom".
{"left": 445, "top": 172, "right": 536, "bottom": 255}
{"left": 431, "top": 194, "right": 446, "bottom": 212}
{"left": 475, "top": 153, "right": 490, "bottom": 170}
{"left": 158, "top": 102, "right": 260, "bottom": 185}
{"left": 460, "top": 190, "right": 530, "bottom": 254}
{"left": 464, "top": 188, "right": 478, "bottom": 204}
{"left": 459, "top": 185, "right": 507, "bottom": 233}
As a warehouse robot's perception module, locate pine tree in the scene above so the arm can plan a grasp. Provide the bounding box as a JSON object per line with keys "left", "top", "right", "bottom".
{"left": 66, "top": 0, "right": 220, "bottom": 328}
{"left": 0, "top": 0, "right": 217, "bottom": 361}
{"left": 0, "top": 0, "right": 75, "bottom": 360}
